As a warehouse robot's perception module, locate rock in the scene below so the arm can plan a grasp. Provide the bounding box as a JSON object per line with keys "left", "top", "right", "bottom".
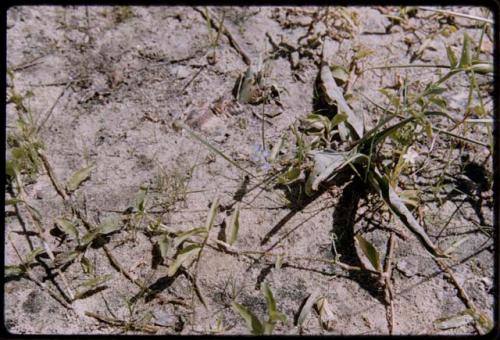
{"left": 359, "top": 8, "right": 390, "bottom": 34}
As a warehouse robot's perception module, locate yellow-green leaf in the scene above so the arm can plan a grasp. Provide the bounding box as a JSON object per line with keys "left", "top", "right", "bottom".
{"left": 167, "top": 244, "right": 201, "bottom": 277}
{"left": 66, "top": 164, "right": 95, "bottom": 192}
{"left": 228, "top": 203, "right": 240, "bottom": 245}
{"left": 354, "top": 234, "right": 381, "bottom": 272}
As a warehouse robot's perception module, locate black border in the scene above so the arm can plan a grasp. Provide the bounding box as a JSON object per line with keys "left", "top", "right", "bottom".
{"left": 1, "top": 1, "right": 499, "bottom": 339}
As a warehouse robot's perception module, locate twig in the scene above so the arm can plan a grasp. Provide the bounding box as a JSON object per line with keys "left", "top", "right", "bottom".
{"left": 11, "top": 55, "right": 46, "bottom": 72}
{"left": 36, "top": 81, "right": 72, "bottom": 133}
{"left": 84, "top": 311, "right": 161, "bottom": 333}
{"left": 194, "top": 7, "right": 252, "bottom": 65}
{"left": 434, "top": 257, "right": 486, "bottom": 334}
{"left": 418, "top": 7, "right": 493, "bottom": 24}
{"left": 180, "top": 64, "right": 206, "bottom": 93}
{"left": 383, "top": 233, "right": 397, "bottom": 335}
{"left": 37, "top": 150, "right": 69, "bottom": 200}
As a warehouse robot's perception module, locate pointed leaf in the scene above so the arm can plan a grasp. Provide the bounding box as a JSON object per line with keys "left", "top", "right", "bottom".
{"left": 80, "top": 229, "right": 101, "bottom": 247}
{"left": 231, "top": 301, "right": 264, "bottom": 335}
{"left": 135, "top": 185, "right": 148, "bottom": 211}
{"left": 80, "top": 255, "right": 93, "bottom": 274}
{"left": 458, "top": 33, "right": 472, "bottom": 68}
{"left": 78, "top": 274, "right": 112, "bottom": 289}
{"left": 66, "top": 164, "right": 95, "bottom": 192}
{"left": 446, "top": 45, "right": 458, "bottom": 68}
{"left": 173, "top": 227, "right": 207, "bottom": 248}
{"left": 434, "top": 311, "right": 474, "bottom": 330}
{"left": 296, "top": 289, "right": 320, "bottom": 327}
{"left": 205, "top": 197, "right": 219, "bottom": 231}
{"left": 5, "top": 198, "right": 23, "bottom": 206}
{"left": 55, "top": 218, "right": 79, "bottom": 240}
{"left": 228, "top": 203, "right": 240, "bottom": 245}
{"left": 167, "top": 244, "right": 201, "bottom": 277}
{"left": 354, "top": 234, "right": 382, "bottom": 272}
{"left": 24, "top": 247, "right": 45, "bottom": 264}
{"left": 261, "top": 282, "right": 277, "bottom": 315}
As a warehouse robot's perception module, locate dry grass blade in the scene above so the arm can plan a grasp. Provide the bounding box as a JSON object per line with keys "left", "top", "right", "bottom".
{"left": 319, "top": 64, "right": 364, "bottom": 140}
{"left": 296, "top": 289, "right": 320, "bottom": 327}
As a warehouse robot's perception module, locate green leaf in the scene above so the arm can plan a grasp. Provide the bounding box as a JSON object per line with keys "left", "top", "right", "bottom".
{"left": 228, "top": 203, "right": 240, "bottom": 245}
{"left": 446, "top": 45, "right": 458, "bottom": 68}
{"left": 354, "top": 234, "right": 381, "bottom": 272}
{"left": 24, "top": 247, "right": 45, "bottom": 264}
{"left": 296, "top": 289, "right": 320, "bottom": 327}
{"left": 55, "top": 218, "right": 79, "bottom": 240}
{"left": 261, "top": 282, "right": 277, "bottom": 315}
{"left": 78, "top": 274, "right": 112, "bottom": 289}
{"left": 98, "top": 216, "right": 122, "bottom": 235}
{"left": 434, "top": 310, "right": 474, "bottom": 330}
{"left": 80, "top": 255, "right": 93, "bottom": 274}
{"left": 80, "top": 229, "right": 101, "bottom": 247}
{"left": 425, "top": 86, "right": 447, "bottom": 96}
{"left": 330, "top": 111, "right": 348, "bottom": 128}
{"left": 277, "top": 166, "right": 302, "bottom": 185}
{"left": 5, "top": 198, "right": 23, "bottom": 206}
{"left": 331, "top": 65, "right": 349, "bottom": 84}
{"left": 458, "top": 33, "right": 472, "bottom": 68}
{"left": 66, "top": 164, "right": 95, "bottom": 192}
{"left": 469, "top": 62, "right": 493, "bottom": 75}
{"left": 167, "top": 244, "right": 201, "bottom": 277}
{"left": 172, "top": 227, "right": 207, "bottom": 248}
{"left": 54, "top": 250, "right": 80, "bottom": 267}
{"left": 231, "top": 301, "right": 264, "bottom": 335}
{"left": 5, "top": 265, "right": 25, "bottom": 278}
{"left": 204, "top": 197, "right": 219, "bottom": 231}
{"left": 135, "top": 185, "right": 148, "bottom": 211}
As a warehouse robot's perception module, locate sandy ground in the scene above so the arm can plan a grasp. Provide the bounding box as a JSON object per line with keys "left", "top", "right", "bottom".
{"left": 4, "top": 6, "right": 495, "bottom": 335}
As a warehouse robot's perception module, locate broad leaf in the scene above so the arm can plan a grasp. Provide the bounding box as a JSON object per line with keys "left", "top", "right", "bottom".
{"left": 354, "top": 234, "right": 381, "bottom": 272}
{"left": 98, "top": 216, "right": 122, "bottom": 235}
{"left": 55, "top": 218, "right": 79, "bottom": 240}
{"left": 66, "top": 164, "right": 95, "bottom": 192}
